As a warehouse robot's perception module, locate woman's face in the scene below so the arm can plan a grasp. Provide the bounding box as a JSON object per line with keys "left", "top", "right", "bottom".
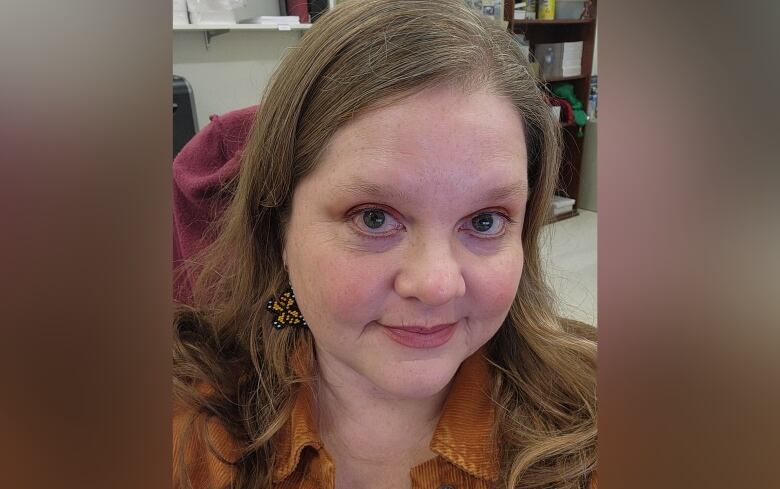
{"left": 284, "top": 85, "right": 528, "bottom": 399}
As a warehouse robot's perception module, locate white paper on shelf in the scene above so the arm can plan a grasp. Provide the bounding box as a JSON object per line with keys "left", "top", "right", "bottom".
{"left": 552, "top": 195, "right": 576, "bottom": 209}
{"left": 552, "top": 205, "right": 574, "bottom": 216}
{"left": 173, "top": 13, "right": 190, "bottom": 24}
{"left": 173, "top": 0, "right": 189, "bottom": 23}
{"left": 185, "top": 0, "right": 245, "bottom": 24}
{"left": 188, "top": 10, "right": 237, "bottom": 24}
{"left": 562, "top": 42, "right": 583, "bottom": 60}
{"left": 186, "top": 0, "right": 246, "bottom": 10}
{"left": 277, "top": 23, "right": 292, "bottom": 30}
{"left": 260, "top": 15, "right": 299, "bottom": 22}
{"left": 561, "top": 41, "right": 582, "bottom": 76}
{"left": 239, "top": 15, "right": 300, "bottom": 25}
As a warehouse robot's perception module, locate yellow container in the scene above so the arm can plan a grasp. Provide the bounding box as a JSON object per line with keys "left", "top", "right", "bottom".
{"left": 538, "top": 0, "right": 556, "bottom": 19}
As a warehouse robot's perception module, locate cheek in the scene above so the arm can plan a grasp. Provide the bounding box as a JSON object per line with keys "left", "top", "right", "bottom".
{"left": 319, "top": 261, "right": 376, "bottom": 322}
{"left": 292, "top": 239, "right": 392, "bottom": 326}
{"left": 468, "top": 250, "right": 524, "bottom": 319}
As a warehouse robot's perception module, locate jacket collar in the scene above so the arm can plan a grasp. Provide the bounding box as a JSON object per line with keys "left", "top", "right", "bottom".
{"left": 429, "top": 350, "right": 500, "bottom": 482}
{"left": 272, "top": 381, "right": 321, "bottom": 482}
{"left": 272, "top": 348, "right": 500, "bottom": 483}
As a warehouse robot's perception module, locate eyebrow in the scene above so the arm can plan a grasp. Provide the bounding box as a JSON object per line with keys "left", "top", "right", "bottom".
{"left": 335, "top": 180, "right": 413, "bottom": 202}
{"left": 335, "top": 179, "right": 528, "bottom": 205}
{"left": 477, "top": 181, "right": 529, "bottom": 205}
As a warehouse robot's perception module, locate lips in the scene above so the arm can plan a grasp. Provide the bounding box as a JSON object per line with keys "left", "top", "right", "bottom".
{"left": 380, "top": 321, "right": 458, "bottom": 349}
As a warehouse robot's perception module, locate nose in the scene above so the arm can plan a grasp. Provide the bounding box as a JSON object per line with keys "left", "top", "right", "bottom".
{"left": 393, "top": 236, "right": 466, "bottom": 307}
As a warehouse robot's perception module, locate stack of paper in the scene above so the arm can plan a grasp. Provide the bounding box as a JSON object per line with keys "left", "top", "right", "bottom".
{"left": 173, "top": 0, "right": 189, "bottom": 25}
{"left": 239, "top": 15, "right": 301, "bottom": 24}
{"left": 561, "top": 41, "right": 583, "bottom": 77}
{"left": 551, "top": 195, "right": 576, "bottom": 216}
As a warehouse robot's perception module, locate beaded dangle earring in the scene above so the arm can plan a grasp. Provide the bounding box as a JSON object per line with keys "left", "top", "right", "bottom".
{"left": 266, "top": 286, "right": 308, "bottom": 330}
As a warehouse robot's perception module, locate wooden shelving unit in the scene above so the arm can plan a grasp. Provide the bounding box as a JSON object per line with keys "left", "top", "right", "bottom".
{"left": 504, "top": 0, "right": 597, "bottom": 221}
{"left": 513, "top": 18, "right": 594, "bottom": 25}
{"left": 549, "top": 209, "right": 580, "bottom": 223}
{"left": 545, "top": 74, "right": 588, "bottom": 82}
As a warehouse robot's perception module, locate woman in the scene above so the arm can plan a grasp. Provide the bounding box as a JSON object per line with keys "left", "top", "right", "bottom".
{"left": 173, "top": 1, "right": 597, "bottom": 488}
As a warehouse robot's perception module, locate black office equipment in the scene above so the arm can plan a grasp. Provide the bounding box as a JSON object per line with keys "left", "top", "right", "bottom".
{"left": 173, "top": 75, "right": 198, "bottom": 159}
{"left": 309, "top": 0, "right": 329, "bottom": 22}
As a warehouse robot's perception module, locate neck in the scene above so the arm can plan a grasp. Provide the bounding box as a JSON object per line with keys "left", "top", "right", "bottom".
{"left": 314, "top": 349, "right": 452, "bottom": 482}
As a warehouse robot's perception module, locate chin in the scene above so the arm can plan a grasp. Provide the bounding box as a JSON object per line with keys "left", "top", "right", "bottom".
{"left": 367, "top": 354, "right": 463, "bottom": 400}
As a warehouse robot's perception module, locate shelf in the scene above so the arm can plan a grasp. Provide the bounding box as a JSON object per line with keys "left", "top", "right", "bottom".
{"left": 547, "top": 208, "right": 580, "bottom": 224}
{"left": 514, "top": 19, "right": 594, "bottom": 26}
{"left": 544, "top": 74, "right": 587, "bottom": 83}
{"left": 173, "top": 23, "right": 312, "bottom": 31}
{"left": 173, "top": 23, "right": 312, "bottom": 49}
{"left": 518, "top": 1, "right": 596, "bottom": 208}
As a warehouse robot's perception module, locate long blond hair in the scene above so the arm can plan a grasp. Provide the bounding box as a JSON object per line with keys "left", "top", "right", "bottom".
{"left": 174, "top": 1, "right": 596, "bottom": 487}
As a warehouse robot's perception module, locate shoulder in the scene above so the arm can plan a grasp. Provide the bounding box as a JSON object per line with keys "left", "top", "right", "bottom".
{"left": 172, "top": 401, "right": 242, "bottom": 489}
{"left": 205, "top": 105, "right": 258, "bottom": 159}
{"left": 173, "top": 105, "right": 257, "bottom": 187}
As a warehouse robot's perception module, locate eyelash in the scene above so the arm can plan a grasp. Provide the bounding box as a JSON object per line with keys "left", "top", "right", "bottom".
{"left": 346, "top": 206, "right": 514, "bottom": 240}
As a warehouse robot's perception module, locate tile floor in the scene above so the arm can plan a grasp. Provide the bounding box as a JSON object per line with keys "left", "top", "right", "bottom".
{"left": 539, "top": 210, "right": 597, "bottom": 326}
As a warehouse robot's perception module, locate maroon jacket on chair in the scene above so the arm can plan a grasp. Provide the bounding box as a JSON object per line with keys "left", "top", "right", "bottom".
{"left": 172, "top": 105, "right": 257, "bottom": 304}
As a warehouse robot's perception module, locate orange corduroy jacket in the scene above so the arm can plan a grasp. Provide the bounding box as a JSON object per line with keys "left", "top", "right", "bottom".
{"left": 173, "top": 351, "right": 596, "bottom": 489}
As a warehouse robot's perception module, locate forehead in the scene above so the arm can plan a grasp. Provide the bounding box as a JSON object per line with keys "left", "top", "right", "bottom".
{"left": 307, "top": 86, "right": 528, "bottom": 198}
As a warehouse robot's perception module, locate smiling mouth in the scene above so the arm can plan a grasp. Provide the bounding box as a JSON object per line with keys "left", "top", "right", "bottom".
{"left": 379, "top": 321, "right": 458, "bottom": 349}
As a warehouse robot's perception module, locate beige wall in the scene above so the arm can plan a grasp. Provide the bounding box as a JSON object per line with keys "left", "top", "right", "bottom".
{"left": 173, "top": 0, "right": 303, "bottom": 129}
{"left": 173, "top": 30, "right": 301, "bottom": 129}
{"left": 578, "top": 21, "right": 597, "bottom": 211}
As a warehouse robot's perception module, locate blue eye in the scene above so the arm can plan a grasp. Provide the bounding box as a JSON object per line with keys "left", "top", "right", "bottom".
{"left": 472, "top": 213, "right": 494, "bottom": 232}
{"left": 363, "top": 209, "right": 385, "bottom": 229}
{"left": 351, "top": 208, "right": 403, "bottom": 237}
{"left": 466, "top": 211, "right": 508, "bottom": 237}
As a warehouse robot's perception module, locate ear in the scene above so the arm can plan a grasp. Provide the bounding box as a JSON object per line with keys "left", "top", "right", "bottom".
{"left": 282, "top": 248, "right": 288, "bottom": 271}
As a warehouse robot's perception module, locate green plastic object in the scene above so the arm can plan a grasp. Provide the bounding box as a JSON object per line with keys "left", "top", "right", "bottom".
{"left": 552, "top": 83, "right": 588, "bottom": 135}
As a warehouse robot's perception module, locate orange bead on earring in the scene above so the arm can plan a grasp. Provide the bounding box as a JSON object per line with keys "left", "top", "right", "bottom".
{"left": 266, "top": 286, "right": 308, "bottom": 330}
